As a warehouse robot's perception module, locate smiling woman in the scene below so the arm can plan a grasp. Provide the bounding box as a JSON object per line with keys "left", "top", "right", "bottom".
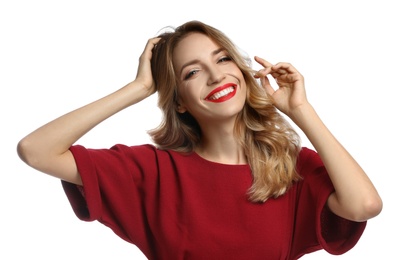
{"left": 17, "top": 20, "right": 382, "bottom": 259}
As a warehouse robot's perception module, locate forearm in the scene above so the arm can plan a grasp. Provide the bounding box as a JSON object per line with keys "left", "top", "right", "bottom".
{"left": 17, "top": 81, "right": 151, "bottom": 176}
{"left": 290, "top": 103, "right": 382, "bottom": 221}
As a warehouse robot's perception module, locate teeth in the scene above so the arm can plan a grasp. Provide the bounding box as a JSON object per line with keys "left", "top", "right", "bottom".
{"left": 209, "top": 86, "right": 234, "bottom": 100}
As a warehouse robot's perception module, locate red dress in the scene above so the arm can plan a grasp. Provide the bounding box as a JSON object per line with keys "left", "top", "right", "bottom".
{"left": 62, "top": 144, "right": 366, "bottom": 259}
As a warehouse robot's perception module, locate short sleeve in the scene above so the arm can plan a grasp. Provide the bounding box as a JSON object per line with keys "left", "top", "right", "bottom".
{"left": 61, "top": 144, "right": 159, "bottom": 244}
{"left": 62, "top": 145, "right": 102, "bottom": 221}
{"left": 290, "top": 147, "right": 367, "bottom": 258}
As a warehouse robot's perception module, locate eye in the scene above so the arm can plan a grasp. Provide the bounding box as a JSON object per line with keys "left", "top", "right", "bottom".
{"left": 184, "top": 69, "right": 199, "bottom": 80}
{"left": 218, "top": 56, "right": 232, "bottom": 63}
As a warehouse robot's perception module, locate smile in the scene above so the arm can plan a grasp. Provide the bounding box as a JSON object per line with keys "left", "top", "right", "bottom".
{"left": 205, "top": 84, "right": 237, "bottom": 103}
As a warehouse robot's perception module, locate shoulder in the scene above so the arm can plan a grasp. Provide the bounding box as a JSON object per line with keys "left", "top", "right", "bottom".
{"left": 298, "top": 146, "right": 317, "bottom": 160}
{"left": 71, "top": 143, "right": 192, "bottom": 163}
{"left": 114, "top": 144, "right": 184, "bottom": 158}
{"left": 297, "top": 147, "right": 322, "bottom": 166}
{"left": 109, "top": 144, "right": 194, "bottom": 167}
{"left": 296, "top": 147, "right": 326, "bottom": 179}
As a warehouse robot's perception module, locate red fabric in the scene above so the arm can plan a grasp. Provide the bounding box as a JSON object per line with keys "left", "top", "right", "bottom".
{"left": 62, "top": 144, "right": 366, "bottom": 260}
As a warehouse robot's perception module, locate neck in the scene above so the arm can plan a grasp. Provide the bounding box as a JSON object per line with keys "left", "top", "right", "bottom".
{"left": 195, "top": 121, "right": 247, "bottom": 165}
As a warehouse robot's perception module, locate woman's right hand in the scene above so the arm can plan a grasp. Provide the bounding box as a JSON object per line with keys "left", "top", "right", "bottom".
{"left": 134, "top": 37, "right": 161, "bottom": 96}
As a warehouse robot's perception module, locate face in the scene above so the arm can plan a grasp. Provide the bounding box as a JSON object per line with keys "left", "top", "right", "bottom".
{"left": 172, "top": 32, "right": 247, "bottom": 126}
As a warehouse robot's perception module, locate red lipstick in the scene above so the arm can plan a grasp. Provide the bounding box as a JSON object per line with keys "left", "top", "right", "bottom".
{"left": 205, "top": 83, "right": 237, "bottom": 103}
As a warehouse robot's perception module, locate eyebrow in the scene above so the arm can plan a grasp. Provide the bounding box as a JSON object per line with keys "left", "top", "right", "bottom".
{"left": 179, "top": 47, "right": 225, "bottom": 76}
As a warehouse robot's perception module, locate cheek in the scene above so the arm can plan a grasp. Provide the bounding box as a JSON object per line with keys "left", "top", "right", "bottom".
{"left": 230, "top": 67, "right": 246, "bottom": 92}
{"left": 239, "top": 84, "right": 248, "bottom": 104}
{"left": 226, "top": 64, "right": 245, "bottom": 80}
{"left": 178, "top": 83, "right": 198, "bottom": 104}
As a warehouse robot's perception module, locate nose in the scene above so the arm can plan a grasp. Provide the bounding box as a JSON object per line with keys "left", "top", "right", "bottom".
{"left": 207, "top": 66, "right": 225, "bottom": 86}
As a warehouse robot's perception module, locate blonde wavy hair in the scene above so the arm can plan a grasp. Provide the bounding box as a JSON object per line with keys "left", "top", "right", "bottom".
{"left": 149, "top": 20, "right": 302, "bottom": 202}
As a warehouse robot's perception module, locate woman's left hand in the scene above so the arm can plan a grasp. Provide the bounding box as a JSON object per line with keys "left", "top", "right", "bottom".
{"left": 254, "top": 56, "right": 308, "bottom": 117}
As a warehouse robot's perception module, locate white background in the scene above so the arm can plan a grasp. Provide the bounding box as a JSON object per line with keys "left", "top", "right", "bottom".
{"left": 1, "top": 0, "right": 398, "bottom": 259}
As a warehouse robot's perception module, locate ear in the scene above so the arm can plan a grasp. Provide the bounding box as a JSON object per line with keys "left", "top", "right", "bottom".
{"left": 175, "top": 101, "right": 187, "bottom": 113}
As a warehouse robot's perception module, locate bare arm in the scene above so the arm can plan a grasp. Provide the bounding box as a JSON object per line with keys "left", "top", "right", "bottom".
{"left": 254, "top": 56, "right": 383, "bottom": 222}
{"left": 290, "top": 103, "right": 382, "bottom": 222}
{"left": 17, "top": 37, "right": 161, "bottom": 185}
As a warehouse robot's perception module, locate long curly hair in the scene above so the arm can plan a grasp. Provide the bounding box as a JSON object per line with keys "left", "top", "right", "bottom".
{"left": 149, "top": 20, "right": 302, "bottom": 202}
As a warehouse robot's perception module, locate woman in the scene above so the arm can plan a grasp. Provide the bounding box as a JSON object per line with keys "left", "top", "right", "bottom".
{"left": 17, "top": 20, "right": 382, "bottom": 259}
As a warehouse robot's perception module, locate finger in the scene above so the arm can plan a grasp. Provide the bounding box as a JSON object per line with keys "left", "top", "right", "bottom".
{"left": 254, "top": 56, "right": 274, "bottom": 78}
{"left": 272, "top": 62, "right": 299, "bottom": 74}
{"left": 254, "top": 56, "right": 273, "bottom": 68}
{"left": 148, "top": 37, "right": 162, "bottom": 47}
{"left": 270, "top": 72, "right": 282, "bottom": 79}
{"left": 141, "top": 37, "right": 162, "bottom": 58}
{"left": 254, "top": 68, "right": 269, "bottom": 78}
{"left": 259, "top": 73, "right": 271, "bottom": 86}
{"left": 257, "top": 71, "right": 275, "bottom": 95}
{"left": 260, "top": 76, "right": 275, "bottom": 96}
